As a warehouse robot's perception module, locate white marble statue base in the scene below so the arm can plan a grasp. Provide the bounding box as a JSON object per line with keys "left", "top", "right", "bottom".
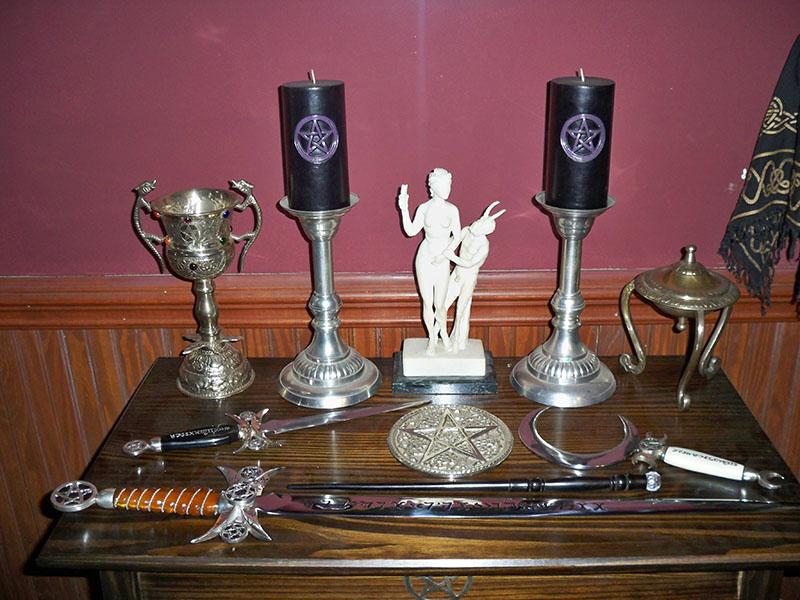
{"left": 401, "top": 338, "right": 487, "bottom": 377}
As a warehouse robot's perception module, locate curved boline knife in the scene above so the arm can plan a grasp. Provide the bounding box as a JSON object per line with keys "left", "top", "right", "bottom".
{"left": 122, "top": 399, "right": 429, "bottom": 456}
{"left": 50, "top": 464, "right": 791, "bottom": 545}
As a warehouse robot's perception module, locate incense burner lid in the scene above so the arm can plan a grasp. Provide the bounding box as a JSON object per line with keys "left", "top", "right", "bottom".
{"left": 633, "top": 245, "right": 739, "bottom": 314}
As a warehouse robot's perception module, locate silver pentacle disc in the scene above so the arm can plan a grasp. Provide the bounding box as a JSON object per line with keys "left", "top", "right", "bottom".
{"left": 388, "top": 404, "right": 513, "bottom": 479}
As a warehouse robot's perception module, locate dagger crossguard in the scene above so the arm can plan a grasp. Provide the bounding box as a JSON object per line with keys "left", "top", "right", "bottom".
{"left": 630, "top": 433, "right": 668, "bottom": 470}
{"left": 50, "top": 464, "right": 284, "bottom": 544}
{"left": 191, "top": 465, "right": 280, "bottom": 544}
{"left": 227, "top": 408, "right": 283, "bottom": 453}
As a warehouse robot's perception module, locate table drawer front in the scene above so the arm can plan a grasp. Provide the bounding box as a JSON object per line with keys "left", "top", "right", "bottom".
{"left": 130, "top": 571, "right": 751, "bottom": 600}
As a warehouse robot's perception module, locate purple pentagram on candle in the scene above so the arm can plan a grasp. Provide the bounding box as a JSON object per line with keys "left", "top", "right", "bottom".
{"left": 294, "top": 115, "right": 340, "bottom": 164}
{"left": 559, "top": 113, "right": 606, "bottom": 163}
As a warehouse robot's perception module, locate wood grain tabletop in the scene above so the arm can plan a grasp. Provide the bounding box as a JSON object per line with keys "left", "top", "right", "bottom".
{"left": 37, "top": 356, "right": 800, "bottom": 576}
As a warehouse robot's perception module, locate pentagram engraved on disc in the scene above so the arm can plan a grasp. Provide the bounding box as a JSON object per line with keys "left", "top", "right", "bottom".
{"left": 294, "top": 114, "right": 339, "bottom": 164}
{"left": 388, "top": 404, "right": 513, "bottom": 478}
{"left": 560, "top": 113, "right": 606, "bottom": 163}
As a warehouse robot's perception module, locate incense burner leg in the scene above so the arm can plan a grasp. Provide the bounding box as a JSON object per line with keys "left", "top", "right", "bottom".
{"left": 619, "top": 280, "right": 646, "bottom": 375}
{"left": 677, "top": 310, "right": 706, "bottom": 411}
{"left": 699, "top": 306, "right": 731, "bottom": 379}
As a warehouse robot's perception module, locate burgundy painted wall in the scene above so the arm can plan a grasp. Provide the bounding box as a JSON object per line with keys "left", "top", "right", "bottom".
{"left": 1, "top": 1, "right": 798, "bottom": 276}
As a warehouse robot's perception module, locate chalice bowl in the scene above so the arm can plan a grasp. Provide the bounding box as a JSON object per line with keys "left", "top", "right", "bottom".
{"left": 132, "top": 179, "right": 262, "bottom": 399}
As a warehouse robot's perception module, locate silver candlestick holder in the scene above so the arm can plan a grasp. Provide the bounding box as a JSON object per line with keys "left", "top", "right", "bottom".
{"left": 511, "top": 192, "right": 615, "bottom": 407}
{"left": 278, "top": 194, "right": 381, "bottom": 409}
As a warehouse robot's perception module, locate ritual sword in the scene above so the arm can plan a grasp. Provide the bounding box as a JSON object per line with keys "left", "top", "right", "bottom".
{"left": 50, "top": 465, "right": 793, "bottom": 545}
{"left": 122, "top": 399, "right": 429, "bottom": 456}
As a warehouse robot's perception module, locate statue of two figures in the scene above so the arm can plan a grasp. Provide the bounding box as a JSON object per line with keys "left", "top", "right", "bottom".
{"left": 398, "top": 168, "right": 505, "bottom": 377}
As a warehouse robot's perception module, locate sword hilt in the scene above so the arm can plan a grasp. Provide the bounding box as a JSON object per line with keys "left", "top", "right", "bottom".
{"left": 50, "top": 481, "right": 221, "bottom": 516}
{"left": 50, "top": 465, "right": 282, "bottom": 544}
{"left": 113, "top": 487, "right": 220, "bottom": 516}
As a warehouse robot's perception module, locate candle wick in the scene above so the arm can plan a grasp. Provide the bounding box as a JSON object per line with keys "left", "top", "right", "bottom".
{"left": 578, "top": 68, "right": 585, "bottom": 82}
{"left": 308, "top": 69, "right": 317, "bottom": 84}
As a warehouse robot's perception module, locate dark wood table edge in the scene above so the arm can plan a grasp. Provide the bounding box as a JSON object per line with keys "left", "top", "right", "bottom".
{"left": 36, "top": 551, "right": 800, "bottom": 575}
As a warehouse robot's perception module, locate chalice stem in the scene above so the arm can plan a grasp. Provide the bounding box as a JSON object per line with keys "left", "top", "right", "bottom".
{"left": 193, "top": 279, "right": 220, "bottom": 342}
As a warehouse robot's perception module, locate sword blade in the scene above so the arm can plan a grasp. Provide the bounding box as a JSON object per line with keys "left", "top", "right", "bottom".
{"left": 263, "top": 399, "right": 429, "bottom": 436}
{"left": 256, "top": 492, "right": 791, "bottom": 518}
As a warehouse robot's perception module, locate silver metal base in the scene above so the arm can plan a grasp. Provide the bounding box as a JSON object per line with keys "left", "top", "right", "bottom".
{"left": 177, "top": 345, "right": 255, "bottom": 400}
{"left": 278, "top": 349, "right": 381, "bottom": 409}
{"left": 510, "top": 356, "right": 615, "bottom": 408}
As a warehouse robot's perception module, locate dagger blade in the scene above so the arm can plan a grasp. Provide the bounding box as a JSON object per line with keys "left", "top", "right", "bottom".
{"left": 123, "top": 399, "right": 430, "bottom": 455}
{"left": 262, "top": 399, "right": 430, "bottom": 435}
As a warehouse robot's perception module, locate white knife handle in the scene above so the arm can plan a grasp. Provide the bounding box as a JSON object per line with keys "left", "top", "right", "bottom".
{"left": 663, "top": 446, "right": 745, "bottom": 481}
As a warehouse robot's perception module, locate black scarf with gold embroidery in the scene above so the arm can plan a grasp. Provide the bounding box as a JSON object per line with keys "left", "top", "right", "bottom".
{"left": 719, "top": 35, "right": 800, "bottom": 310}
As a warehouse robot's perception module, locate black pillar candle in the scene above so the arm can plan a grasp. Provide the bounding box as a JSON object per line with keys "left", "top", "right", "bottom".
{"left": 544, "top": 76, "right": 615, "bottom": 210}
{"left": 280, "top": 79, "right": 350, "bottom": 211}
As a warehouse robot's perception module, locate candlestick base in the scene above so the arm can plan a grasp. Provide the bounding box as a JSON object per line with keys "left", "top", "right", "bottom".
{"left": 278, "top": 350, "right": 382, "bottom": 409}
{"left": 278, "top": 195, "right": 382, "bottom": 409}
{"left": 510, "top": 193, "right": 616, "bottom": 408}
{"left": 510, "top": 350, "right": 616, "bottom": 408}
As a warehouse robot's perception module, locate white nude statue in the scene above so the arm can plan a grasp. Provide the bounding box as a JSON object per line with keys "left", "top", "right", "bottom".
{"left": 398, "top": 168, "right": 504, "bottom": 377}
{"left": 398, "top": 168, "right": 461, "bottom": 355}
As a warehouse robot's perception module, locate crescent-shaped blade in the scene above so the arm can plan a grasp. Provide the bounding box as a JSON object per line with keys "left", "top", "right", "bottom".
{"left": 518, "top": 407, "right": 640, "bottom": 470}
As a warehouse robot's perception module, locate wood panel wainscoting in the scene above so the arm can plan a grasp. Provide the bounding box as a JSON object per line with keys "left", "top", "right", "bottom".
{"left": 1, "top": 270, "right": 798, "bottom": 599}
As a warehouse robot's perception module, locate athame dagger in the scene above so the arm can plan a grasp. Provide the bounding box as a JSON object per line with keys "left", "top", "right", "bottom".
{"left": 122, "top": 399, "right": 429, "bottom": 456}
{"left": 50, "top": 464, "right": 794, "bottom": 545}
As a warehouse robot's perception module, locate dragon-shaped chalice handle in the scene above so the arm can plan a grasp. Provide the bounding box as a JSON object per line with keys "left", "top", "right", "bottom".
{"left": 132, "top": 179, "right": 263, "bottom": 399}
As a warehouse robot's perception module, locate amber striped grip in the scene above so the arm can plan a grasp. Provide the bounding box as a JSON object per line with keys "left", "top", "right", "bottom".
{"left": 113, "top": 487, "right": 220, "bottom": 516}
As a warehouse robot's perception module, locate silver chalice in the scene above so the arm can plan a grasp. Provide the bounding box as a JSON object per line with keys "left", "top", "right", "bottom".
{"left": 132, "top": 179, "right": 262, "bottom": 399}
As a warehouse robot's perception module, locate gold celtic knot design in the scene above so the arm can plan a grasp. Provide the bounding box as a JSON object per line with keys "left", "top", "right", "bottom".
{"left": 740, "top": 156, "right": 800, "bottom": 206}
{"left": 403, "top": 575, "right": 473, "bottom": 599}
{"left": 761, "top": 96, "right": 797, "bottom": 135}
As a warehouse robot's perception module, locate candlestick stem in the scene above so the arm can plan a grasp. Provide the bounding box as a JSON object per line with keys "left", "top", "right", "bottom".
{"left": 510, "top": 192, "right": 615, "bottom": 407}
{"left": 278, "top": 194, "right": 381, "bottom": 409}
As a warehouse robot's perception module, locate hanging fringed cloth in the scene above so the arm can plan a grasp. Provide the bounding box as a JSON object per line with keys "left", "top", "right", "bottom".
{"left": 719, "top": 35, "right": 800, "bottom": 310}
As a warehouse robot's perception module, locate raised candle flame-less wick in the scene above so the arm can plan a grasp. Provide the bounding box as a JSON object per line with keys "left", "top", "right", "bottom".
{"left": 578, "top": 68, "right": 585, "bottom": 82}
{"left": 308, "top": 69, "right": 317, "bottom": 84}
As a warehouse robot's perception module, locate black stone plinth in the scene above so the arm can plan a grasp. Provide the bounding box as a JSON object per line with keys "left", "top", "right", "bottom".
{"left": 391, "top": 352, "right": 498, "bottom": 395}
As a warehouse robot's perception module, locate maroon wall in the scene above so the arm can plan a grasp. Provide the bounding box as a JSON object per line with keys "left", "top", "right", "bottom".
{"left": 1, "top": 1, "right": 798, "bottom": 275}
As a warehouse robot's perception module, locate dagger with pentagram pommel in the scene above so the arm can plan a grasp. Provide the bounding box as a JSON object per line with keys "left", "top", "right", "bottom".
{"left": 50, "top": 464, "right": 796, "bottom": 545}
{"left": 122, "top": 399, "right": 429, "bottom": 456}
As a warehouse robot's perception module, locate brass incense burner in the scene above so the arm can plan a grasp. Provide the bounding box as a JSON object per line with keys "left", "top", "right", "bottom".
{"left": 619, "top": 245, "right": 739, "bottom": 410}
